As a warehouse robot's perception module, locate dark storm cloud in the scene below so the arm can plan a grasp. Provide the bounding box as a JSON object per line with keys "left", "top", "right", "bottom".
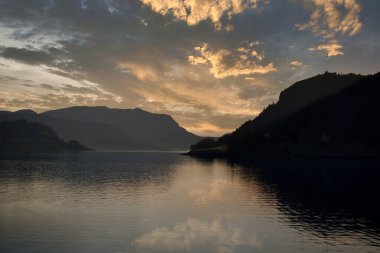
{"left": 0, "top": 47, "right": 54, "bottom": 65}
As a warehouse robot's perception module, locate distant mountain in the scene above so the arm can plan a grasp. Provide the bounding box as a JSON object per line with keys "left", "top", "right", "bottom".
{"left": 0, "top": 107, "right": 200, "bottom": 151}
{"left": 189, "top": 72, "right": 380, "bottom": 157}
{"left": 0, "top": 120, "right": 89, "bottom": 152}
{"left": 0, "top": 110, "right": 153, "bottom": 151}
{"left": 42, "top": 106, "right": 201, "bottom": 150}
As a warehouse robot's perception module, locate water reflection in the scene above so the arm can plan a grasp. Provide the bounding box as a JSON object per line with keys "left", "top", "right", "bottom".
{"left": 134, "top": 218, "right": 261, "bottom": 252}
{"left": 224, "top": 157, "right": 380, "bottom": 247}
{"left": 0, "top": 152, "right": 179, "bottom": 189}
{"left": 0, "top": 152, "right": 379, "bottom": 253}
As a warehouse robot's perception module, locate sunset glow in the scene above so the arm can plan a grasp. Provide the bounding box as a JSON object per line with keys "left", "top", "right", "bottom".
{"left": 0, "top": 0, "right": 379, "bottom": 136}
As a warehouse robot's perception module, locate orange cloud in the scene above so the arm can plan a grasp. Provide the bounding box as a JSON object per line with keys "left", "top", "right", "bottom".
{"left": 308, "top": 40, "right": 344, "bottom": 57}
{"left": 141, "top": 0, "right": 268, "bottom": 30}
{"left": 118, "top": 62, "right": 160, "bottom": 82}
{"left": 297, "top": 0, "right": 362, "bottom": 57}
{"left": 188, "top": 43, "right": 276, "bottom": 79}
{"left": 290, "top": 60, "right": 303, "bottom": 66}
{"left": 297, "top": 0, "right": 362, "bottom": 38}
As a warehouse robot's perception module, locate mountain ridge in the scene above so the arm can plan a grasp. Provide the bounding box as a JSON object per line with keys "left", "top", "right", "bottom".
{"left": 0, "top": 120, "right": 90, "bottom": 152}
{"left": 0, "top": 107, "right": 201, "bottom": 151}
{"left": 0, "top": 110, "right": 153, "bottom": 151}
{"left": 42, "top": 106, "right": 200, "bottom": 150}
{"left": 188, "top": 72, "right": 380, "bottom": 157}
{"left": 243, "top": 72, "right": 365, "bottom": 131}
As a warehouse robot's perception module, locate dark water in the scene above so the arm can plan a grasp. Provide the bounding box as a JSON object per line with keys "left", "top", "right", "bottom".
{"left": 0, "top": 152, "right": 379, "bottom": 253}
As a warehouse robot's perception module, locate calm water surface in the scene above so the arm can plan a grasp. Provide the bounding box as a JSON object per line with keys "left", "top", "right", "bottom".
{"left": 0, "top": 152, "right": 379, "bottom": 253}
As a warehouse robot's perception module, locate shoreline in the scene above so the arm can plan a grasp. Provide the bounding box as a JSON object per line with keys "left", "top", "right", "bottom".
{"left": 183, "top": 150, "right": 380, "bottom": 160}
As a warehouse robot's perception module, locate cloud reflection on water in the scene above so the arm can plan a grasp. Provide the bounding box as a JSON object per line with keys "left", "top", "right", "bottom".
{"left": 134, "top": 217, "right": 261, "bottom": 253}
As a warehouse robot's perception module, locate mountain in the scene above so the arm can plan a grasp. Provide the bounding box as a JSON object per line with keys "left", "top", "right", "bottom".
{"left": 0, "top": 110, "right": 157, "bottom": 151}
{"left": 267, "top": 72, "right": 380, "bottom": 151}
{"left": 0, "top": 107, "right": 200, "bottom": 151}
{"left": 0, "top": 120, "right": 89, "bottom": 152}
{"left": 42, "top": 106, "right": 201, "bottom": 150}
{"left": 241, "top": 72, "right": 363, "bottom": 131}
{"left": 189, "top": 72, "right": 380, "bottom": 157}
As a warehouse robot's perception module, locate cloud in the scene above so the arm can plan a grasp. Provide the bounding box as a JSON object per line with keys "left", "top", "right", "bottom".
{"left": 290, "top": 60, "right": 303, "bottom": 66}
{"left": 141, "top": 0, "right": 268, "bottom": 30}
{"left": 184, "top": 122, "right": 232, "bottom": 137}
{"left": 0, "top": 47, "right": 54, "bottom": 65}
{"left": 237, "top": 83, "right": 271, "bottom": 100}
{"left": 119, "top": 62, "right": 160, "bottom": 82}
{"left": 308, "top": 40, "right": 344, "bottom": 57}
{"left": 297, "top": 0, "right": 362, "bottom": 38}
{"left": 188, "top": 43, "right": 276, "bottom": 79}
{"left": 297, "top": 0, "right": 362, "bottom": 57}
{"left": 0, "top": 58, "right": 123, "bottom": 111}
{"left": 296, "top": 0, "right": 362, "bottom": 57}
{"left": 0, "top": 0, "right": 377, "bottom": 136}
{"left": 0, "top": 90, "right": 122, "bottom": 112}
{"left": 134, "top": 218, "right": 261, "bottom": 252}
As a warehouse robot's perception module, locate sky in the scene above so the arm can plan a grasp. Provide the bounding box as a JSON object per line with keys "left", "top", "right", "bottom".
{"left": 0, "top": 0, "right": 379, "bottom": 136}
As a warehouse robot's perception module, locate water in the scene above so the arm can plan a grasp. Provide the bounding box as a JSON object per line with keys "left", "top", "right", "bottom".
{"left": 0, "top": 152, "right": 379, "bottom": 253}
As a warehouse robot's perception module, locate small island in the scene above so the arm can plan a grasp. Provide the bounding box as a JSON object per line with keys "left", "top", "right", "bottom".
{"left": 0, "top": 120, "right": 91, "bottom": 152}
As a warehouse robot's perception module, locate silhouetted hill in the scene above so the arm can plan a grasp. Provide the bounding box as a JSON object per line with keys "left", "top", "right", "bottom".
{"left": 189, "top": 72, "right": 380, "bottom": 157}
{"left": 0, "top": 120, "right": 89, "bottom": 152}
{"left": 239, "top": 72, "right": 364, "bottom": 131}
{"left": 266, "top": 72, "right": 380, "bottom": 152}
{"left": 0, "top": 111, "right": 156, "bottom": 151}
{"left": 0, "top": 107, "right": 200, "bottom": 151}
{"left": 43, "top": 106, "right": 201, "bottom": 150}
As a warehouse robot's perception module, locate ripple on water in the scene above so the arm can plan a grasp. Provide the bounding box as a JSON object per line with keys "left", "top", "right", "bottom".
{"left": 0, "top": 152, "right": 379, "bottom": 253}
